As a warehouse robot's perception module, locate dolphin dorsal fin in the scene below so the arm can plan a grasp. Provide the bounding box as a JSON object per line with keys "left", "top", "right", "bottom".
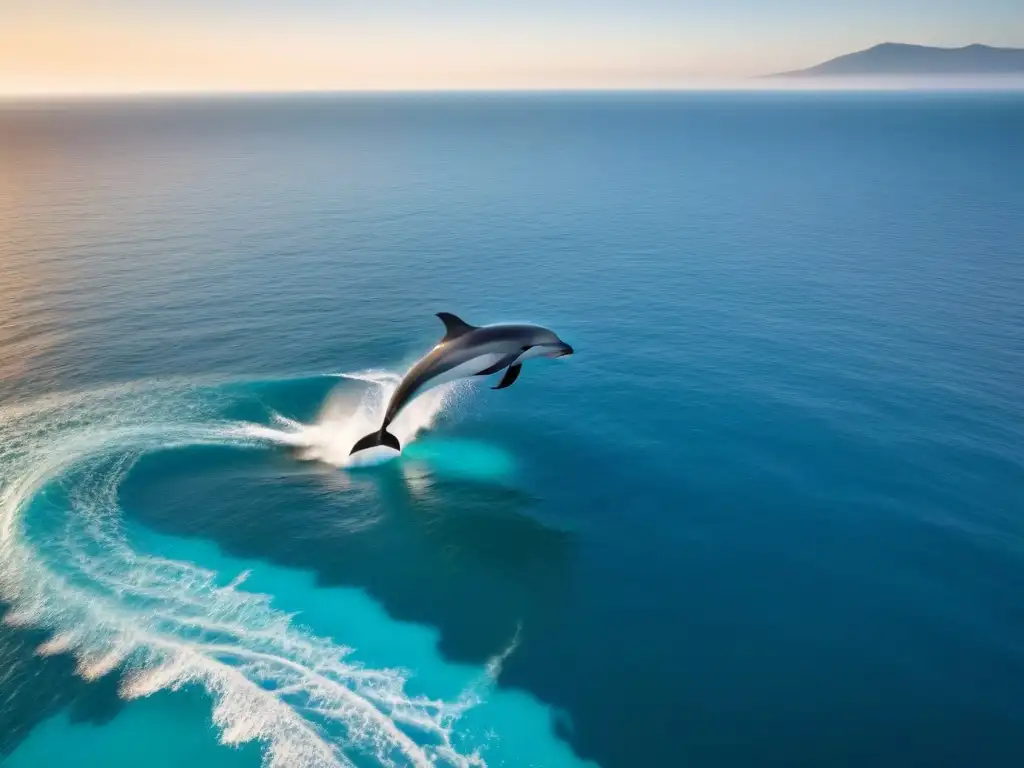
{"left": 436, "top": 312, "right": 475, "bottom": 342}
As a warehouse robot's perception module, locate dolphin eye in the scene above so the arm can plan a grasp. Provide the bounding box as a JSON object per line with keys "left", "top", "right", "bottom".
{"left": 521, "top": 345, "right": 532, "bottom": 351}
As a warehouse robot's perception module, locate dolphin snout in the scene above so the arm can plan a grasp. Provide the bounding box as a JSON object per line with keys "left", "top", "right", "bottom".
{"left": 555, "top": 343, "right": 574, "bottom": 357}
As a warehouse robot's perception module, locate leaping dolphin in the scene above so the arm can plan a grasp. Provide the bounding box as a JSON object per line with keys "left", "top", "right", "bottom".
{"left": 350, "top": 312, "right": 574, "bottom": 455}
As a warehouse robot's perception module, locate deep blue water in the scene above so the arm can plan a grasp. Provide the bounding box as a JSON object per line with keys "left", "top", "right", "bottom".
{"left": 1, "top": 92, "right": 1023, "bottom": 767}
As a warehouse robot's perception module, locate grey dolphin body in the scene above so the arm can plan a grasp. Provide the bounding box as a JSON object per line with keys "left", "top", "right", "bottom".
{"left": 350, "top": 312, "right": 573, "bottom": 455}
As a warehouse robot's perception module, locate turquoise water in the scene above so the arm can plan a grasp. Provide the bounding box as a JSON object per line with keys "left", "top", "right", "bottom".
{"left": 1, "top": 93, "right": 1023, "bottom": 767}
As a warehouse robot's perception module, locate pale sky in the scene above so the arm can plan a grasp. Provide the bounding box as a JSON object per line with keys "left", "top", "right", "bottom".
{"left": 1, "top": 0, "right": 1022, "bottom": 94}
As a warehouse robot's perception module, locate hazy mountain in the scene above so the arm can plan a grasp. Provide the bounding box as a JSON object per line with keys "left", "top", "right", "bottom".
{"left": 772, "top": 43, "right": 1024, "bottom": 78}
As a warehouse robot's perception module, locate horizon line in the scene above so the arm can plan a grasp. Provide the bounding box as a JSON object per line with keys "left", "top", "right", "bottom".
{"left": 4, "top": 81, "right": 1024, "bottom": 101}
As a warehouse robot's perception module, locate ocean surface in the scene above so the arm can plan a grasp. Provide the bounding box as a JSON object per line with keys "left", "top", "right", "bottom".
{"left": 1, "top": 92, "right": 1023, "bottom": 767}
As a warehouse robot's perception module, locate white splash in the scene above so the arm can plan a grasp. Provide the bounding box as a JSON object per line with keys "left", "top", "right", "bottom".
{"left": 238, "top": 370, "right": 467, "bottom": 468}
{"left": 0, "top": 376, "right": 497, "bottom": 768}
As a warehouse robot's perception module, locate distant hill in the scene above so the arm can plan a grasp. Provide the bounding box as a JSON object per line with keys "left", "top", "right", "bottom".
{"left": 771, "top": 43, "right": 1024, "bottom": 78}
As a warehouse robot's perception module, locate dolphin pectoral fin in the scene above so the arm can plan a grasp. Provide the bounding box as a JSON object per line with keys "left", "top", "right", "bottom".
{"left": 436, "top": 312, "right": 475, "bottom": 342}
{"left": 475, "top": 355, "right": 517, "bottom": 376}
{"left": 492, "top": 364, "right": 522, "bottom": 390}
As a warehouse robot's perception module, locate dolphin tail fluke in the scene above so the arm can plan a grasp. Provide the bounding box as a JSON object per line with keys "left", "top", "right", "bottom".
{"left": 350, "top": 427, "right": 401, "bottom": 455}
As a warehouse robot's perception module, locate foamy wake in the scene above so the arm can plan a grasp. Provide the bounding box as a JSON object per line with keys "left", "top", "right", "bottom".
{"left": 0, "top": 374, "right": 493, "bottom": 768}
{"left": 236, "top": 371, "right": 465, "bottom": 468}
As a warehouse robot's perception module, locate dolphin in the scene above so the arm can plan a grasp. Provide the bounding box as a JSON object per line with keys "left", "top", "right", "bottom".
{"left": 349, "top": 312, "right": 574, "bottom": 455}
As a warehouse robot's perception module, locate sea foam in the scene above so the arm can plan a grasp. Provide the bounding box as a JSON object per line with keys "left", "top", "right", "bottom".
{"left": 0, "top": 375, "right": 526, "bottom": 768}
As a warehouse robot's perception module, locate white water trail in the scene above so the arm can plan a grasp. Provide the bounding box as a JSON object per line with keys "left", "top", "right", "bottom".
{"left": 237, "top": 370, "right": 467, "bottom": 468}
{"left": 0, "top": 375, "right": 498, "bottom": 768}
